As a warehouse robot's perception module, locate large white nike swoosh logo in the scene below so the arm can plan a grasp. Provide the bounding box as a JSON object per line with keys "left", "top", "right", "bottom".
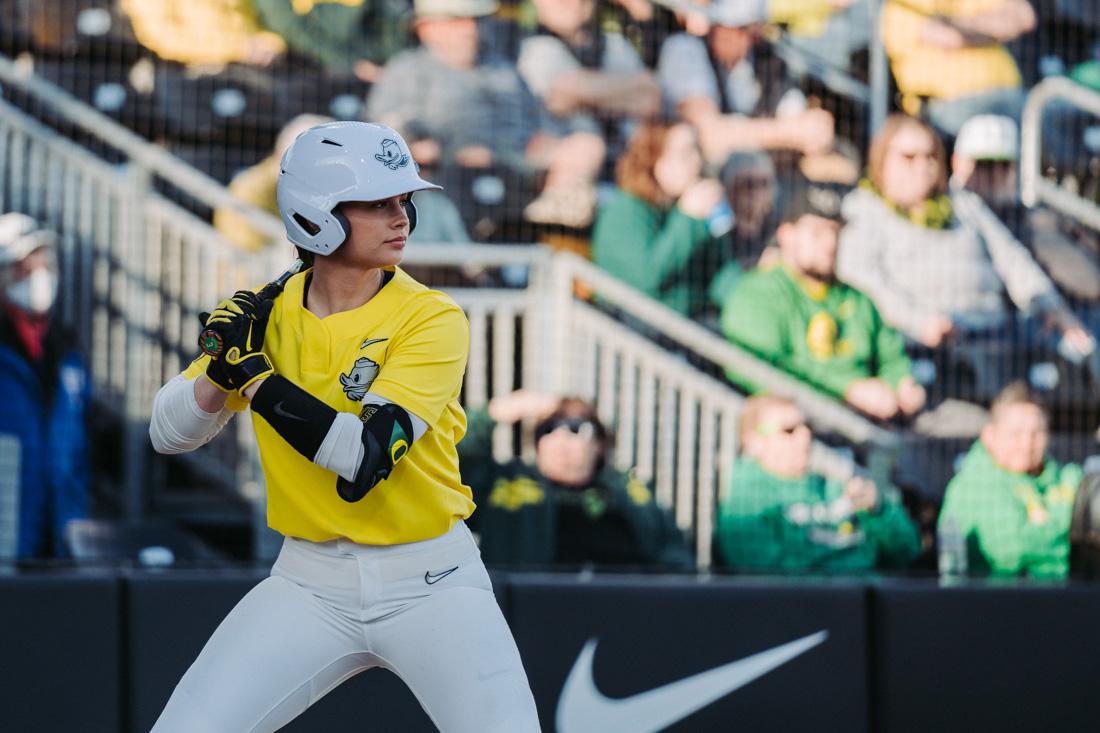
{"left": 556, "top": 630, "right": 828, "bottom": 733}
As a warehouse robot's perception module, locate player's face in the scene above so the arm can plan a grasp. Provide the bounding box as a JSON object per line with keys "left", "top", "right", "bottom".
{"left": 337, "top": 195, "right": 411, "bottom": 270}
{"left": 535, "top": 417, "right": 602, "bottom": 487}
{"left": 747, "top": 404, "right": 811, "bottom": 479}
{"left": 983, "top": 403, "right": 1048, "bottom": 474}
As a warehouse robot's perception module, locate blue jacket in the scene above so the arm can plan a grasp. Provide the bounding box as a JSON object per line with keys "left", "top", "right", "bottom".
{"left": 0, "top": 319, "right": 90, "bottom": 558}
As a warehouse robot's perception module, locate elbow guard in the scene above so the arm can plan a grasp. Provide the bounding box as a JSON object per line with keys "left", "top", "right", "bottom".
{"left": 336, "top": 402, "right": 415, "bottom": 502}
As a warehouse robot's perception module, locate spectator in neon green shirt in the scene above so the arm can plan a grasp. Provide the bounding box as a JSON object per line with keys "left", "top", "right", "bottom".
{"left": 720, "top": 179, "right": 927, "bottom": 421}
{"left": 939, "top": 381, "right": 1083, "bottom": 579}
{"left": 716, "top": 395, "right": 921, "bottom": 572}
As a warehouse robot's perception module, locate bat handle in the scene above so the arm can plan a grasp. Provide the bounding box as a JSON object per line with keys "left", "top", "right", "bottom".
{"left": 197, "top": 259, "right": 303, "bottom": 358}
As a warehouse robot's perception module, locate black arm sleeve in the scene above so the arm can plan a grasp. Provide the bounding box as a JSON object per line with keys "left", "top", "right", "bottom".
{"left": 250, "top": 375, "right": 339, "bottom": 460}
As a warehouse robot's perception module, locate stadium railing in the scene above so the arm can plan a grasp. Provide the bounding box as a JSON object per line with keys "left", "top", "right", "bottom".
{"left": 0, "top": 52, "right": 898, "bottom": 567}
{"left": 1021, "top": 74, "right": 1100, "bottom": 231}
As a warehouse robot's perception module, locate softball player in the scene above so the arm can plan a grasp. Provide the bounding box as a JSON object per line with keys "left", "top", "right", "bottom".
{"left": 148, "top": 121, "right": 541, "bottom": 733}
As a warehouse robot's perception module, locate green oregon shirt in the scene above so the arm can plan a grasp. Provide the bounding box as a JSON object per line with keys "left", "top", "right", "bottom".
{"left": 939, "top": 440, "right": 1082, "bottom": 579}
{"left": 720, "top": 263, "right": 912, "bottom": 397}
{"left": 716, "top": 458, "right": 920, "bottom": 573}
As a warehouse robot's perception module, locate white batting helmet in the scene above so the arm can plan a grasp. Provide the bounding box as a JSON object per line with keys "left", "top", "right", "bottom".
{"left": 276, "top": 121, "right": 442, "bottom": 255}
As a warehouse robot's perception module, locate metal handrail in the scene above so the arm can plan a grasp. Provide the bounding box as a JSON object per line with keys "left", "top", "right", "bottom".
{"left": 1021, "top": 75, "right": 1100, "bottom": 232}
{"left": 0, "top": 53, "right": 286, "bottom": 241}
{"left": 552, "top": 253, "right": 900, "bottom": 451}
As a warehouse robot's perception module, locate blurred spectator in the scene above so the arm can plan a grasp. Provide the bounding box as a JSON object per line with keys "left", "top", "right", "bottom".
{"left": 952, "top": 114, "right": 1100, "bottom": 302}
{"left": 459, "top": 390, "right": 692, "bottom": 568}
{"left": 882, "top": 0, "right": 1035, "bottom": 136}
{"left": 119, "top": 0, "right": 286, "bottom": 67}
{"left": 214, "top": 114, "right": 332, "bottom": 253}
{"left": 367, "top": 0, "right": 599, "bottom": 230}
{"left": 938, "top": 381, "right": 1082, "bottom": 578}
{"left": 718, "top": 148, "right": 780, "bottom": 268}
{"left": 770, "top": 0, "right": 870, "bottom": 72}
{"left": 517, "top": 0, "right": 661, "bottom": 226}
{"left": 254, "top": 0, "right": 411, "bottom": 80}
{"left": 214, "top": 114, "right": 470, "bottom": 251}
{"left": 837, "top": 115, "right": 1094, "bottom": 369}
{"left": 591, "top": 120, "right": 732, "bottom": 319}
{"left": 716, "top": 394, "right": 920, "bottom": 572}
{"left": 721, "top": 178, "right": 927, "bottom": 421}
{"left": 656, "top": 0, "right": 835, "bottom": 167}
{"left": 0, "top": 214, "right": 90, "bottom": 559}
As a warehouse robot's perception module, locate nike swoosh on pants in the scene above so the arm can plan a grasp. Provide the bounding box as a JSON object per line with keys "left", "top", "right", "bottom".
{"left": 556, "top": 630, "right": 828, "bottom": 733}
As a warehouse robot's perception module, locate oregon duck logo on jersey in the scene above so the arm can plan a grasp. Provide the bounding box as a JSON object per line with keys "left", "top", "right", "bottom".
{"left": 340, "top": 357, "right": 380, "bottom": 401}
{"left": 340, "top": 338, "right": 389, "bottom": 401}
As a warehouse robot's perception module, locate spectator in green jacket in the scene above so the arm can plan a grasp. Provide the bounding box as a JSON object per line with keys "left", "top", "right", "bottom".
{"left": 458, "top": 389, "right": 693, "bottom": 569}
{"left": 591, "top": 120, "right": 733, "bottom": 320}
{"left": 254, "top": 0, "right": 410, "bottom": 80}
{"left": 720, "top": 178, "right": 927, "bottom": 421}
{"left": 716, "top": 394, "right": 921, "bottom": 572}
{"left": 938, "top": 381, "right": 1083, "bottom": 579}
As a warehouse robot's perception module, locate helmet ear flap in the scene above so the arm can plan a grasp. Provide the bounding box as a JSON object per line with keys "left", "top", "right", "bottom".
{"left": 403, "top": 198, "right": 418, "bottom": 235}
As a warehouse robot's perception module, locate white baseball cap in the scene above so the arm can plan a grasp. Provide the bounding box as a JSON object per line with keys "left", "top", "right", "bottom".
{"left": 414, "top": 0, "right": 499, "bottom": 18}
{"left": 708, "top": 0, "right": 767, "bottom": 28}
{"left": 0, "top": 213, "right": 56, "bottom": 267}
{"left": 954, "top": 114, "right": 1019, "bottom": 162}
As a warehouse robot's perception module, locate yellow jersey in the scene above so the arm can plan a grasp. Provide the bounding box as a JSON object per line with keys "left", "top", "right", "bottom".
{"left": 184, "top": 266, "right": 474, "bottom": 544}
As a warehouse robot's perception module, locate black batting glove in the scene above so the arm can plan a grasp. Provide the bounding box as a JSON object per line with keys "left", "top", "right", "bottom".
{"left": 199, "top": 294, "right": 275, "bottom": 395}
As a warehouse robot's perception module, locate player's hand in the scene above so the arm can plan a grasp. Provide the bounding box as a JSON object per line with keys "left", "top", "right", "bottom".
{"left": 844, "top": 378, "right": 899, "bottom": 421}
{"left": 200, "top": 293, "right": 275, "bottom": 395}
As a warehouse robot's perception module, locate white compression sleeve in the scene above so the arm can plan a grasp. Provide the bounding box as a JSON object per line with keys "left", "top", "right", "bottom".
{"left": 149, "top": 374, "right": 234, "bottom": 454}
{"left": 313, "top": 393, "right": 428, "bottom": 482}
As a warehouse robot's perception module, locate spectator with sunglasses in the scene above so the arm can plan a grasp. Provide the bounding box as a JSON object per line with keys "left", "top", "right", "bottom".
{"left": 715, "top": 395, "right": 920, "bottom": 573}
{"left": 458, "top": 390, "right": 693, "bottom": 568}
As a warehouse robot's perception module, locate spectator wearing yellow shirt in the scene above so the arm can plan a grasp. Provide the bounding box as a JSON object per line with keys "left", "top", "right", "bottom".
{"left": 120, "top": 0, "right": 286, "bottom": 68}
{"left": 882, "top": 0, "right": 1036, "bottom": 136}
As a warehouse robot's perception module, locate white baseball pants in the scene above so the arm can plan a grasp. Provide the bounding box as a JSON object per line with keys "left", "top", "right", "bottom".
{"left": 150, "top": 522, "right": 541, "bottom": 732}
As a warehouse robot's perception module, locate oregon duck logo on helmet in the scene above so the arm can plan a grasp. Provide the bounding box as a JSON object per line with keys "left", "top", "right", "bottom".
{"left": 375, "top": 139, "right": 410, "bottom": 171}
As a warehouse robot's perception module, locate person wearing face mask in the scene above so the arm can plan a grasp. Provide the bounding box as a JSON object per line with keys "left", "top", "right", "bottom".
{"left": 0, "top": 212, "right": 90, "bottom": 559}
{"left": 716, "top": 395, "right": 920, "bottom": 572}
{"left": 938, "top": 381, "right": 1082, "bottom": 578}
{"left": 457, "top": 389, "right": 692, "bottom": 569}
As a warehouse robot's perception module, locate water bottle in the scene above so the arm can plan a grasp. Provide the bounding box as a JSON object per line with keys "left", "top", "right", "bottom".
{"left": 706, "top": 199, "right": 734, "bottom": 238}
{"left": 937, "top": 517, "right": 968, "bottom": 580}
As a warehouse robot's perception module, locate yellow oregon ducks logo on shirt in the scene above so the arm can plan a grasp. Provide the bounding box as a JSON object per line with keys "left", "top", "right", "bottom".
{"left": 806, "top": 312, "right": 838, "bottom": 360}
